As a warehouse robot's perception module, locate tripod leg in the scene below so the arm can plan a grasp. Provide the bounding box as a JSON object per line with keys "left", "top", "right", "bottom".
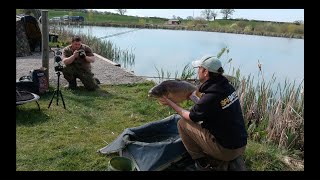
{"left": 56, "top": 90, "right": 59, "bottom": 106}
{"left": 35, "top": 101, "right": 40, "bottom": 111}
{"left": 59, "top": 90, "right": 66, "bottom": 109}
{"left": 48, "top": 90, "right": 57, "bottom": 108}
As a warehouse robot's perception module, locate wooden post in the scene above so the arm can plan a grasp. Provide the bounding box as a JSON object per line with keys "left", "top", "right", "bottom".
{"left": 41, "top": 10, "right": 49, "bottom": 86}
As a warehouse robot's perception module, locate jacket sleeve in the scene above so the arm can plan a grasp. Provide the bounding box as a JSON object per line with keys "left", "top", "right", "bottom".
{"left": 62, "top": 47, "right": 72, "bottom": 58}
{"left": 189, "top": 93, "right": 220, "bottom": 122}
{"left": 84, "top": 45, "right": 94, "bottom": 56}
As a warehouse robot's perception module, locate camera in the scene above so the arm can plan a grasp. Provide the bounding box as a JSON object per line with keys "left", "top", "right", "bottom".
{"left": 54, "top": 49, "right": 64, "bottom": 72}
{"left": 78, "top": 49, "right": 86, "bottom": 58}
{"left": 54, "top": 56, "right": 64, "bottom": 72}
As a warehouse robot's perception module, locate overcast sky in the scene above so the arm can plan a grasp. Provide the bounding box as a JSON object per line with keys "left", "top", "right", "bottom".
{"left": 93, "top": 9, "right": 304, "bottom": 23}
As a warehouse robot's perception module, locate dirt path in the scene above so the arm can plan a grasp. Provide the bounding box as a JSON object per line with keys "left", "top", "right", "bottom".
{"left": 16, "top": 52, "right": 148, "bottom": 87}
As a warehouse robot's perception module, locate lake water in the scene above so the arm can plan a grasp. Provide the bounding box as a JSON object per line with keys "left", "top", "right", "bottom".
{"left": 64, "top": 25, "right": 304, "bottom": 85}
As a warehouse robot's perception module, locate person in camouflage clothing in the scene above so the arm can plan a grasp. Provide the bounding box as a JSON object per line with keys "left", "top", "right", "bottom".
{"left": 62, "top": 35, "right": 99, "bottom": 91}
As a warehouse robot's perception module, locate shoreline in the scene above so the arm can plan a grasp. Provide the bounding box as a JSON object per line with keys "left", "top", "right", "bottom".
{"left": 51, "top": 22, "right": 304, "bottom": 40}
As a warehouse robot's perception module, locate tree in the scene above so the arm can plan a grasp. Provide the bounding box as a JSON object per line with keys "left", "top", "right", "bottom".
{"left": 21, "top": 9, "right": 41, "bottom": 19}
{"left": 177, "top": 16, "right": 183, "bottom": 21}
{"left": 186, "top": 16, "right": 194, "bottom": 20}
{"left": 117, "top": 9, "right": 127, "bottom": 15}
{"left": 88, "top": 9, "right": 94, "bottom": 22}
{"left": 193, "top": 17, "right": 206, "bottom": 26}
{"left": 80, "top": 9, "right": 88, "bottom": 13}
{"left": 220, "top": 9, "right": 235, "bottom": 19}
{"left": 293, "top": 20, "right": 304, "bottom": 25}
{"left": 212, "top": 10, "right": 217, "bottom": 20}
{"left": 172, "top": 15, "right": 176, "bottom": 19}
{"left": 201, "top": 9, "right": 214, "bottom": 21}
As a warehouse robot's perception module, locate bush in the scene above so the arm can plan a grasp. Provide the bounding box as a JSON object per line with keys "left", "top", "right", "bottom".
{"left": 236, "top": 21, "right": 247, "bottom": 29}
{"left": 138, "top": 18, "right": 146, "bottom": 25}
{"left": 193, "top": 17, "right": 206, "bottom": 26}
{"left": 287, "top": 24, "right": 304, "bottom": 34}
{"left": 244, "top": 25, "right": 253, "bottom": 32}
{"left": 293, "top": 25, "right": 304, "bottom": 34}
{"left": 230, "top": 23, "right": 239, "bottom": 30}
{"left": 264, "top": 23, "right": 277, "bottom": 32}
{"left": 279, "top": 24, "right": 288, "bottom": 34}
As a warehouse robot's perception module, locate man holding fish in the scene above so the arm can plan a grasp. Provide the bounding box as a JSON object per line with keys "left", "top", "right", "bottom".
{"left": 157, "top": 55, "right": 248, "bottom": 171}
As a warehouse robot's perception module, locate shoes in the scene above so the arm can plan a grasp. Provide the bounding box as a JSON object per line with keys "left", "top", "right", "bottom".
{"left": 64, "top": 79, "right": 78, "bottom": 90}
{"left": 194, "top": 157, "right": 213, "bottom": 171}
{"left": 194, "top": 157, "right": 229, "bottom": 171}
{"left": 227, "top": 156, "right": 247, "bottom": 171}
{"left": 64, "top": 84, "right": 78, "bottom": 90}
{"left": 94, "top": 78, "right": 101, "bottom": 85}
{"left": 64, "top": 83, "right": 77, "bottom": 90}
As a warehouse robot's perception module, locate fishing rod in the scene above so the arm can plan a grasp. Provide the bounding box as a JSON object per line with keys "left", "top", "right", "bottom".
{"left": 99, "top": 29, "right": 141, "bottom": 39}
{"left": 124, "top": 75, "right": 198, "bottom": 82}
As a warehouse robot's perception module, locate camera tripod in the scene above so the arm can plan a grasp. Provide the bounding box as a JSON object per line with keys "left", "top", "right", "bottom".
{"left": 48, "top": 71, "right": 66, "bottom": 109}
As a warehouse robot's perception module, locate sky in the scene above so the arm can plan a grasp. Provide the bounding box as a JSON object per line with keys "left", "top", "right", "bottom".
{"left": 93, "top": 9, "right": 304, "bottom": 23}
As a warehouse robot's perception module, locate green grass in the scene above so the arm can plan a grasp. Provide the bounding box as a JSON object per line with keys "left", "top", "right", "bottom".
{"left": 16, "top": 82, "right": 303, "bottom": 171}
{"left": 47, "top": 9, "right": 167, "bottom": 25}
{"left": 16, "top": 82, "right": 174, "bottom": 171}
{"left": 244, "top": 140, "right": 298, "bottom": 171}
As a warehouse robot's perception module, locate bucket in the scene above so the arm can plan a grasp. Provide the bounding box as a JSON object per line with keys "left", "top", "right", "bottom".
{"left": 108, "top": 156, "right": 135, "bottom": 171}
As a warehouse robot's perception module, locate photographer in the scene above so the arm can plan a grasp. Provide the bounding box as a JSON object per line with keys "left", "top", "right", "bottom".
{"left": 62, "top": 35, "right": 99, "bottom": 91}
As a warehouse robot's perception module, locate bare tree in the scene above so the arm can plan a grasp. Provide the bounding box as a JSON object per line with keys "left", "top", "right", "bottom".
{"left": 117, "top": 9, "right": 127, "bottom": 15}
{"left": 220, "top": 9, "right": 235, "bottom": 19}
{"left": 201, "top": 9, "right": 214, "bottom": 21}
{"left": 212, "top": 10, "right": 217, "bottom": 20}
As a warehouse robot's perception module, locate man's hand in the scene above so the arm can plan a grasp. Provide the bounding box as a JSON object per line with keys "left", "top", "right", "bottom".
{"left": 158, "top": 96, "right": 169, "bottom": 105}
{"left": 73, "top": 50, "right": 80, "bottom": 58}
{"left": 63, "top": 50, "right": 78, "bottom": 65}
{"left": 189, "top": 90, "right": 200, "bottom": 103}
{"left": 159, "top": 95, "right": 191, "bottom": 121}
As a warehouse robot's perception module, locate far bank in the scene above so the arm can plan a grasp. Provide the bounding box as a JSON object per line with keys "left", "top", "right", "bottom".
{"left": 50, "top": 20, "right": 304, "bottom": 39}
{"left": 43, "top": 9, "right": 304, "bottom": 39}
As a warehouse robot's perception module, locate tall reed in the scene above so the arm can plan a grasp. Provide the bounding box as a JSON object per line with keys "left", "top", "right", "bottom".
{"left": 236, "top": 61, "right": 304, "bottom": 153}
{"left": 154, "top": 63, "right": 196, "bottom": 83}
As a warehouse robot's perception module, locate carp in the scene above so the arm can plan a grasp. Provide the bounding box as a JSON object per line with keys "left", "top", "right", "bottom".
{"left": 148, "top": 75, "right": 239, "bottom": 104}
{"left": 148, "top": 80, "right": 199, "bottom": 103}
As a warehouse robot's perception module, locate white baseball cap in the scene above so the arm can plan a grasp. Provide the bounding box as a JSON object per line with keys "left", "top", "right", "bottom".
{"left": 192, "top": 55, "right": 222, "bottom": 73}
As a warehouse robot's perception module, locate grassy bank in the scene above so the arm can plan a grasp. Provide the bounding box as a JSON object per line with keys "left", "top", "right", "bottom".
{"left": 16, "top": 9, "right": 304, "bottom": 39}
{"left": 16, "top": 82, "right": 303, "bottom": 171}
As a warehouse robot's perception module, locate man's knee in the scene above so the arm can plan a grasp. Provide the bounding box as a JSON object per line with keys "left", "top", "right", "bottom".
{"left": 62, "top": 66, "right": 75, "bottom": 81}
{"left": 178, "top": 118, "right": 188, "bottom": 130}
{"left": 82, "top": 78, "right": 99, "bottom": 91}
